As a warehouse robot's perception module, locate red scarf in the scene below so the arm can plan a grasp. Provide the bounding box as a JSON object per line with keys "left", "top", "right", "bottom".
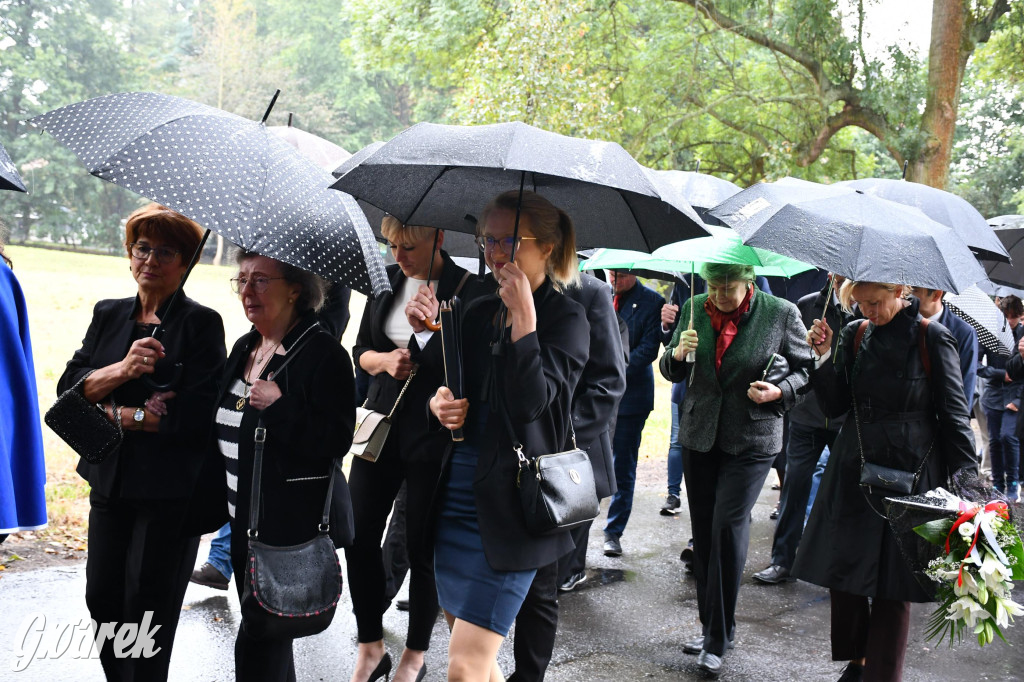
{"left": 704, "top": 286, "right": 753, "bottom": 373}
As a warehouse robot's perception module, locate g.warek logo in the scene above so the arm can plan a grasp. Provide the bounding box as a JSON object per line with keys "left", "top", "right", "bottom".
{"left": 10, "top": 612, "right": 161, "bottom": 672}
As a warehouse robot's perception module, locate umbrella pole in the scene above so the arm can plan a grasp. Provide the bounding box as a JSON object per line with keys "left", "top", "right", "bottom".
{"left": 494, "top": 172, "right": 527, "bottom": 354}
{"left": 261, "top": 89, "right": 281, "bottom": 124}
{"left": 820, "top": 273, "right": 835, "bottom": 322}
{"left": 423, "top": 229, "right": 442, "bottom": 331}
{"left": 686, "top": 264, "right": 695, "bottom": 363}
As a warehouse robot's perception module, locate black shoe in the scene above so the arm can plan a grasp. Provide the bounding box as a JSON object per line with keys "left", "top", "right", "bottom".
{"left": 660, "top": 493, "right": 682, "bottom": 515}
{"left": 364, "top": 652, "right": 392, "bottom": 682}
{"left": 559, "top": 570, "right": 587, "bottom": 592}
{"left": 837, "top": 662, "right": 863, "bottom": 682}
{"left": 189, "top": 562, "right": 229, "bottom": 590}
{"left": 753, "top": 564, "right": 794, "bottom": 584}
{"left": 769, "top": 502, "right": 781, "bottom": 520}
{"left": 396, "top": 598, "right": 410, "bottom": 612}
{"left": 603, "top": 536, "right": 622, "bottom": 557}
{"left": 680, "top": 539, "right": 694, "bottom": 564}
{"left": 696, "top": 650, "right": 722, "bottom": 676}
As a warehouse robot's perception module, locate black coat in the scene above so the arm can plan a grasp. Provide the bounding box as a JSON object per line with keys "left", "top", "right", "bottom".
{"left": 793, "top": 298, "right": 977, "bottom": 601}
{"left": 353, "top": 253, "right": 488, "bottom": 464}
{"left": 221, "top": 313, "right": 355, "bottom": 546}
{"left": 416, "top": 279, "right": 590, "bottom": 571}
{"left": 616, "top": 282, "right": 664, "bottom": 416}
{"left": 564, "top": 274, "right": 627, "bottom": 499}
{"left": 59, "top": 294, "right": 225, "bottom": 500}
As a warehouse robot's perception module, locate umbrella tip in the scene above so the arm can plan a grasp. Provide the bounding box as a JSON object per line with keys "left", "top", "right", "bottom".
{"left": 695, "top": 159, "right": 701, "bottom": 173}
{"left": 901, "top": 159, "right": 908, "bottom": 180}
{"left": 287, "top": 112, "right": 293, "bottom": 127}
{"left": 261, "top": 89, "right": 282, "bottom": 124}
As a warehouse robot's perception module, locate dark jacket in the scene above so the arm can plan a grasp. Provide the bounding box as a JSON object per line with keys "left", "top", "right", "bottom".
{"left": 793, "top": 298, "right": 977, "bottom": 601}
{"left": 789, "top": 283, "right": 858, "bottom": 431}
{"left": 222, "top": 313, "right": 355, "bottom": 547}
{"left": 660, "top": 289, "right": 812, "bottom": 455}
{"left": 977, "top": 322, "right": 1024, "bottom": 413}
{"left": 616, "top": 282, "right": 664, "bottom": 416}
{"left": 353, "top": 252, "right": 488, "bottom": 464}
{"left": 59, "top": 294, "right": 225, "bottom": 500}
{"left": 936, "top": 305, "right": 978, "bottom": 408}
{"left": 418, "top": 279, "right": 589, "bottom": 572}
{"left": 564, "top": 274, "right": 627, "bottom": 499}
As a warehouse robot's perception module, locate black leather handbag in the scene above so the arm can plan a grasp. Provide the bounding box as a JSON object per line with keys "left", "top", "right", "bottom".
{"left": 498, "top": 391, "right": 599, "bottom": 536}
{"left": 760, "top": 353, "right": 790, "bottom": 385}
{"left": 44, "top": 370, "right": 123, "bottom": 464}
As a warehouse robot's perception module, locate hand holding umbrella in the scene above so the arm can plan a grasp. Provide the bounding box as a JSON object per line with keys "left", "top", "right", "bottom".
{"left": 807, "top": 318, "right": 833, "bottom": 357}
{"left": 405, "top": 284, "right": 440, "bottom": 333}
{"left": 673, "top": 328, "right": 699, "bottom": 362}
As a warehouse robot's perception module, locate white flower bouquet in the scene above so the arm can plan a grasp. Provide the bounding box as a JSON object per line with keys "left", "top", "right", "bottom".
{"left": 913, "top": 493, "right": 1024, "bottom": 646}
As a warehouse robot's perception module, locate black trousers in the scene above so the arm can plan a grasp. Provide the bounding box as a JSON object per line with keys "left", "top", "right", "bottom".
{"left": 683, "top": 445, "right": 775, "bottom": 656}
{"left": 556, "top": 521, "right": 590, "bottom": 585}
{"left": 344, "top": 449, "right": 440, "bottom": 650}
{"left": 230, "top": 520, "right": 296, "bottom": 682}
{"left": 829, "top": 590, "right": 910, "bottom": 682}
{"left": 771, "top": 423, "right": 838, "bottom": 568}
{"left": 85, "top": 492, "right": 199, "bottom": 682}
{"left": 510, "top": 560, "right": 560, "bottom": 682}
{"left": 382, "top": 481, "right": 411, "bottom": 603}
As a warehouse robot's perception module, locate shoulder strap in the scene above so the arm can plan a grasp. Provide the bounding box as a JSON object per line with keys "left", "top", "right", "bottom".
{"left": 853, "top": 319, "right": 869, "bottom": 357}
{"left": 453, "top": 271, "right": 472, "bottom": 298}
{"left": 919, "top": 318, "right": 931, "bottom": 379}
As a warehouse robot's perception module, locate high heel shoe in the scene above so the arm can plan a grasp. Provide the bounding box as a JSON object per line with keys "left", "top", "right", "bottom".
{"left": 413, "top": 662, "right": 427, "bottom": 682}
{"left": 364, "top": 652, "right": 392, "bottom": 682}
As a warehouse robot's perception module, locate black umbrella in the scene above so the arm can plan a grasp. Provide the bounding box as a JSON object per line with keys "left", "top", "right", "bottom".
{"left": 983, "top": 219, "right": 1024, "bottom": 288}
{"left": 28, "top": 91, "right": 389, "bottom": 297}
{"left": 943, "top": 285, "right": 1015, "bottom": 356}
{"left": 644, "top": 168, "right": 741, "bottom": 226}
{"left": 330, "top": 121, "right": 708, "bottom": 251}
{"left": 0, "top": 140, "right": 27, "bottom": 192}
{"left": 838, "top": 178, "right": 1010, "bottom": 263}
{"left": 711, "top": 178, "right": 987, "bottom": 293}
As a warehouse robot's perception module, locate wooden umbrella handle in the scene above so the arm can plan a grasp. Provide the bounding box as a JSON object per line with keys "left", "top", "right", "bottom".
{"left": 424, "top": 317, "right": 441, "bottom": 332}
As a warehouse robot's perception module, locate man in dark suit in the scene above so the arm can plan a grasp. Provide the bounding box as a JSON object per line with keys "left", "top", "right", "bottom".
{"left": 603, "top": 270, "right": 665, "bottom": 556}
{"left": 508, "top": 273, "right": 627, "bottom": 682}
{"left": 911, "top": 287, "right": 978, "bottom": 406}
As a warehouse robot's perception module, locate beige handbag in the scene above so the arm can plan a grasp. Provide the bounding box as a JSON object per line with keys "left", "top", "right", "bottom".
{"left": 347, "top": 368, "right": 417, "bottom": 462}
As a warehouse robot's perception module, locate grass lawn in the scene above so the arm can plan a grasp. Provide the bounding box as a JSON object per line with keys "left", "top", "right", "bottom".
{"left": 8, "top": 244, "right": 675, "bottom": 536}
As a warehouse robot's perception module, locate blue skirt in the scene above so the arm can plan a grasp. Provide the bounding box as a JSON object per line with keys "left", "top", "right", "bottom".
{"left": 434, "top": 442, "right": 536, "bottom": 635}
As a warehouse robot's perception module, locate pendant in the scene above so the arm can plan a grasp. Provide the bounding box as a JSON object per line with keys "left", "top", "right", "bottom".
{"left": 236, "top": 397, "right": 246, "bottom": 410}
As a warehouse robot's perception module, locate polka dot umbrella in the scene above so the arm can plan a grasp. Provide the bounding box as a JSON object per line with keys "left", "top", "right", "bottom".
{"left": 0, "top": 139, "right": 27, "bottom": 192}
{"left": 27, "top": 91, "right": 389, "bottom": 297}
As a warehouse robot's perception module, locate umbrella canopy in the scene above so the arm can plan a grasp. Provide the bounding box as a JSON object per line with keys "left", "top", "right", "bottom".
{"left": 983, "top": 221, "right": 1024, "bottom": 289}
{"left": 268, "top": 123, "right": 351, "bottom": 171}
{"left": 838, "top": 178, "right": 1009, "bottom": 263}
{"left": 578, "top": 247, "right": 683, "bottom": 283}
{"left": 29, "top": 91, "right": 389, "bottom": 297}
{"left": 330, "top": 121, "right": 709, "bottom": 251}
{"left": 648, "top": 225, "right": 815, "bottom": 278}
{"left": 711, "top": 180, "right": 987, "bottom": 294}
{"left": 644, "top": 169, "right": 741, "bottom": 225}
{"left": 943, "top": 285, "right": 1015, "bottom": 356}
{"left": 988, "top": 215, "right": 1024, "bottom": 229}
{"left": 0, "top": 140, "right": 27, "bottom": 192}
{"left": 977, "top": 278, "right": 1024, "bottom": 299}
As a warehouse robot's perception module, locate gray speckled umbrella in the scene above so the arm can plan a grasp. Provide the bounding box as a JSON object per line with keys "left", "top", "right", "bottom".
{"left": 644, "top": 169, "right": 740, "bottom": 226}
{"left": 330, "top": 121, "right": 708, "bottom": 252}
{"left": 838, "top": 178, "right": 1009, "bottom": 263}
{"left": 0, "top": 140, "right": 26, "bottom": 192}
{"left": 28, "top": 92, "right": 389, "bottom": 297}
{"left": 711, "top": 179, "right": 986, "bottom": 294}
{"left": 983, "top": 217, "right": 1024, "bottom": 289}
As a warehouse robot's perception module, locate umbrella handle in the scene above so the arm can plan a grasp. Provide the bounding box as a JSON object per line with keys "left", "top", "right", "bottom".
{"left": 424, "top": 317, "right": 441, "bottom": 332}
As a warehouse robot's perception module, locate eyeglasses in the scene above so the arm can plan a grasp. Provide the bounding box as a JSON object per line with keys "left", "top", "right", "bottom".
{"left": 230, "top": 276, "right": 285, "bottom": 295}
{"left": 476, "top": 235, "right": 538, "bottom": 253}
{"left": 128, "top": 242, "right": 181, "bottom": 265}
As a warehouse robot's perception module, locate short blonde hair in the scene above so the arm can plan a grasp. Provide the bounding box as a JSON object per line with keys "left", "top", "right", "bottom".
{"left": 838, "top": 280, "right": 910, "bottom": 314}
{"left": 478, "top": 190, "right": 579, "bottom": 289}
{"left": 380, "top": 216, "right": 436, "bottom": 246}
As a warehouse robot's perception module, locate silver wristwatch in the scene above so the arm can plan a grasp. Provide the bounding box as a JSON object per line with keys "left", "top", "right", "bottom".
{"left": 133, "top": 407, "right": 145, "bottom": 429}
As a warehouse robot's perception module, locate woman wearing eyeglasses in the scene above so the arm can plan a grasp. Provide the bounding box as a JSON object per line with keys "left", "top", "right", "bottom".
{"left": 415, "top": 190, "right": 589, "bottom": 681}
{"left": 214, "top": 251, "right": 355, "bottom": 681}
{"left": 57, "top": 204, "right": 226, "bottom": 681}
{"left": 346, "top": 217, "right": 487, "bottom": 682}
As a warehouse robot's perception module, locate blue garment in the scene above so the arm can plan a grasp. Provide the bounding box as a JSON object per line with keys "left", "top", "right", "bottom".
{"left": 936, "top": 306, "right": 978, "bottom": 407}
{"left": 806, "top": 447, "right": 829, "bottom": 520}
{"left": 667, "top": 403, "right": 683, "bottom": 497}
{"left": 434, "top": 408, "right": 536, "bottom": 636}
{"left": 0, "top": 265, "right": 46, "bottom": 534}
{"left": 617, "top": 282, "right": 664, "bottom": 416}
{"left": 986, "top": 408, "right": 1020, "bottom": 490}
{"left": 604, "top": 414, "right": 647, "bottom": 538}
{"left": 770, "top": 423, "right": 836, "bottom": 569}
{"left": 206, "top": 522, "right": 232, "bottom": 579}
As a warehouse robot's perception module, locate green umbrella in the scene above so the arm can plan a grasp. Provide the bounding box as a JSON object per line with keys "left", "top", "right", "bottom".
{"left": 648, "top": 225, "right": 815, "bottom": 277}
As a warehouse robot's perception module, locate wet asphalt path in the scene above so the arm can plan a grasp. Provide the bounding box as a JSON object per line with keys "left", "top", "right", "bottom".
{"left": 2, "top": 465, "right": 1022, "bottom": 681}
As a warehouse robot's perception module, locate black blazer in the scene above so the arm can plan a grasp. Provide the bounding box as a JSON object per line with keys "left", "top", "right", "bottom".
{"left": 564, "top": 274, "right": 626, "bottom": 499}
{"left": 59, "top": 294, "right": 225, "bottom": 500}
{"left": 417, "top": 279, "right": 590, "bottom": 571}
{"left": 353, "top": 252, "right": 489, "bottom": 463}
{"left": 616, "top": 282, "right": 665, "bottom": 416}
{"left": 219, "top": 313, "right": 355, "bottom": 546}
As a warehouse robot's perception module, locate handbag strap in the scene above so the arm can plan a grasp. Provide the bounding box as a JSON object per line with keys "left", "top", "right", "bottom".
{"left": 385, "top": 367, "right": 418, "bottom": 420}
{"left": 247, "top": 327, "right": 331, "bottom": 539}
{"left": 79, "top": 370, "right": 123, "bottom": 439}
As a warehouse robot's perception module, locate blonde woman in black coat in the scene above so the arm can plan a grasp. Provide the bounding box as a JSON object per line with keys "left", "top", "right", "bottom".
{"left": 418, "top": 190, "right": 589, "bottom": 681}
{"left": 797, "top": 280, "right": 976, "bottom": 682}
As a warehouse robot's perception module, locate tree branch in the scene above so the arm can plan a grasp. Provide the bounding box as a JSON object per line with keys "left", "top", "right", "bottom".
{"left": 795, "top": 104, "right": 902, "bottom": 168}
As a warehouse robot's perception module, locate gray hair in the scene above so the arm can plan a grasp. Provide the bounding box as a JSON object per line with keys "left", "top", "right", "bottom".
{"left": 699, "top": 262, "right": 755, "bottom": 285}
{"left": 235, "top": 250, "right": 328, "bottom": 313}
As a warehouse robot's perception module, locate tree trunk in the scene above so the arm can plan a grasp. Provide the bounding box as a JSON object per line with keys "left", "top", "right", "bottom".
{"left": 907, "top": 0, "right": 967, "bottom": 188}
{"left": 213, "top": 234, "right": 225, "bottom": 266}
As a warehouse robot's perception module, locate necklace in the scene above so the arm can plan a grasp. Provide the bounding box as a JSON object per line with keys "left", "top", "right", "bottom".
{"left": 238, "top": 337, "right": 282, "bottom": 410}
